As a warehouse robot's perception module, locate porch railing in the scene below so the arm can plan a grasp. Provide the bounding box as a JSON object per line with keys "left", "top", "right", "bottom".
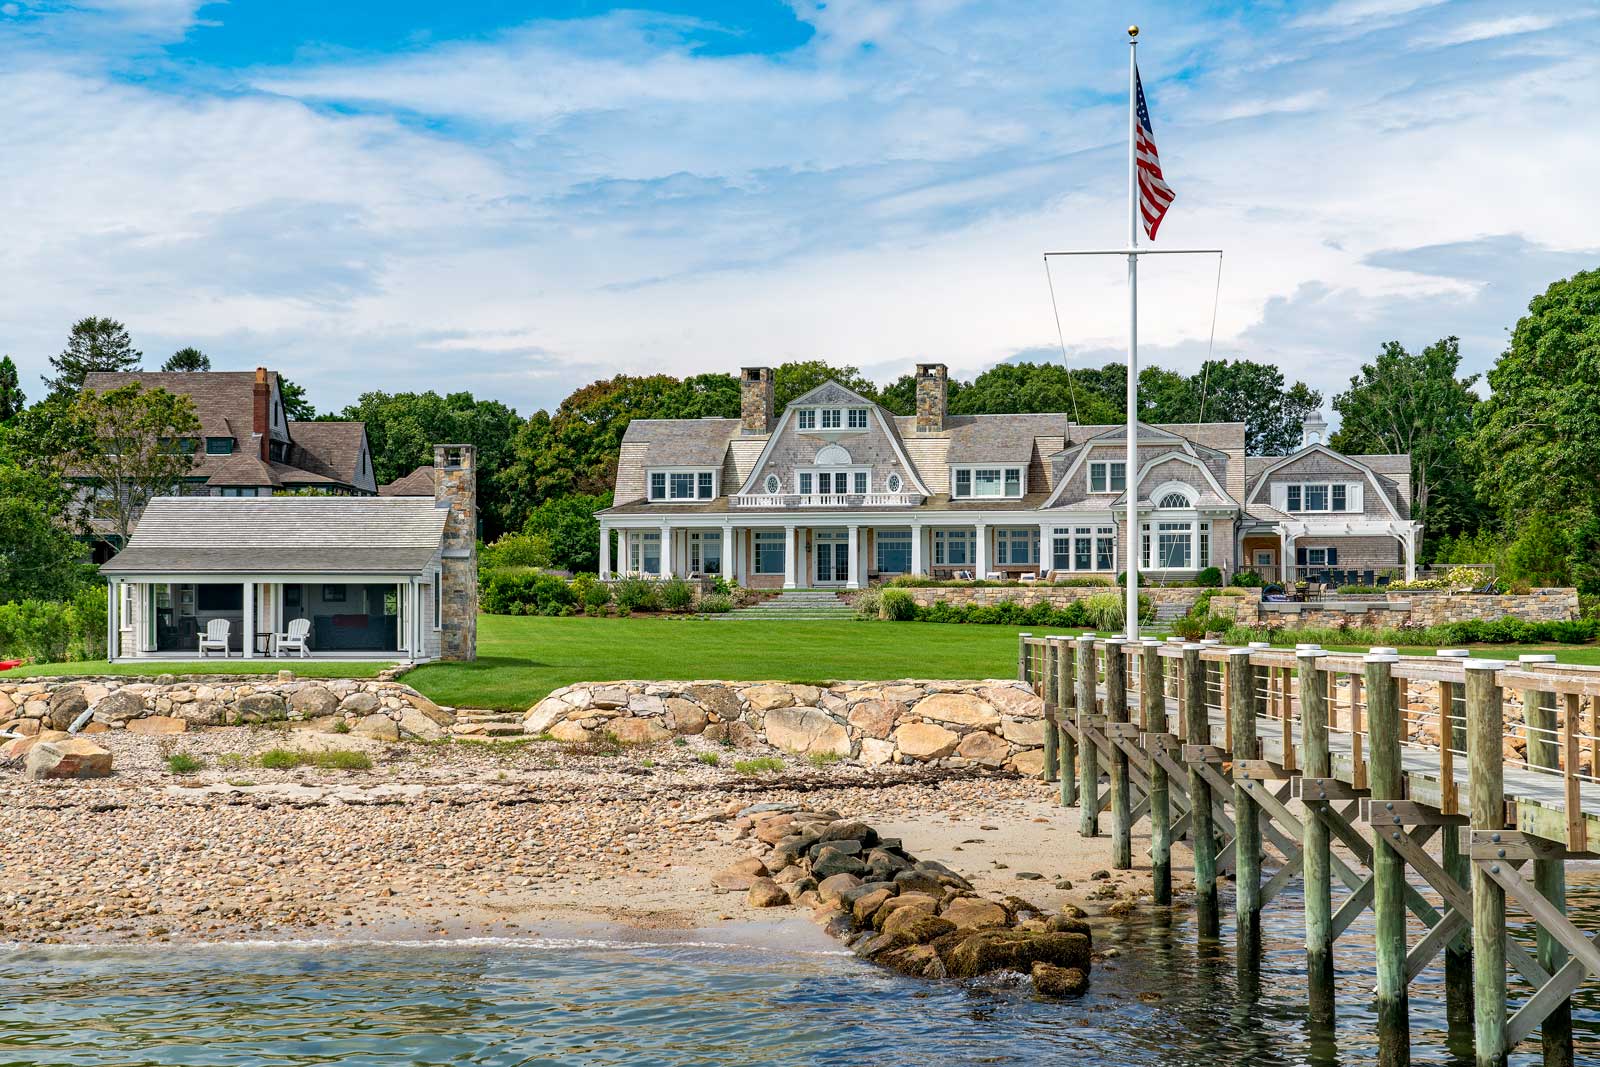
{"left": 729, "top": 492, "right": 923, "bottom": 508}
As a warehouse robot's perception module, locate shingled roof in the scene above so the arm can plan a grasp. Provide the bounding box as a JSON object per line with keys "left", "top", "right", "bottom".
{"left": 380, "top": 465, "right": 437, "bottom": 497}
{"left": 101, "top": 497, "right": 448, "bottom": 576}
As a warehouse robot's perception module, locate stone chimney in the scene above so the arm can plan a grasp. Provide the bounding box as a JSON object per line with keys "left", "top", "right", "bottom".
{"left": 740, "top": 367, "right": 774, "bottom": 435}
{"left": 915, "top": 363, "right": 948, "bottom": 433}
{"left": 1301, "top": 410, "right": 1328, "bottom": 449}
{"left": 434, "top": 443, "right": 478, "bottom": 661}
{"left": 252, "top": 367, "right": 270, "bottom": 459}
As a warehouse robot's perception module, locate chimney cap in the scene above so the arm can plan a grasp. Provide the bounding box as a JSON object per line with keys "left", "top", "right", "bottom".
{"left": 254, "top": 367, "right": 268, "bottom": 383}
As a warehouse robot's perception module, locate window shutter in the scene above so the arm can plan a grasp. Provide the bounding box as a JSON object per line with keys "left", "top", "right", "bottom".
{"left": 1296, "top": 546, "right": 1308, "bottom": 566}
{"left": 1271, "top": 483, "right": 1288, "bottom": 510}
{"left": 1348, "top": 482, "right": 1364, "bottom": 513}
{"left": 1327, "top": 546, "right": 1339, "bottom": 565}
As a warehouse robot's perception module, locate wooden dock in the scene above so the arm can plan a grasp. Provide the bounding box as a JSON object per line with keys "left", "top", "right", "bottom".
{"left": 1019, "top": 633, "right": 1600, "bottom": 1067}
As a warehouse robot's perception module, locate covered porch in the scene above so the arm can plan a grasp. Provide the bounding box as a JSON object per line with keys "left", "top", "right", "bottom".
{"left": 1236, "top": 519, "right": 1420, "bottom": 585}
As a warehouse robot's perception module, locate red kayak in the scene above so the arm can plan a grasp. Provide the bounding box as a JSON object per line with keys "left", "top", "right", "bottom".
{"left": 0, "top": 660, "right": 22, "bottom": 671}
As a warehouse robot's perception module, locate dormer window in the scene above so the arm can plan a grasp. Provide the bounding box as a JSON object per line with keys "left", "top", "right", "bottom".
{"left": 1088, "top": 461, "right": 1126, "bottom": 493}
{"left": 952, "top": 465, "right": 1023, "bottom": 499}
{"left": 205, "top": 437, "right": 234, "bottom": 455}
{"left": 798, "top": 409, "right": 816, "bottom": 431}
{"left": 821, "top": 409, "right": 842, "bottom": 429}
{"left": 848, "top": 408, "right": 868, "bottom": 429}
{"left": 649, "top": 468, "right": 716, "bottom": 501}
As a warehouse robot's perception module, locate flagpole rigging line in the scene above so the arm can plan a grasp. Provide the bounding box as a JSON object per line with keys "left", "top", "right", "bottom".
{"left": 1042, "top": 258, "right": 1084, "bottom": 426}
{"left": 1198, "top": 251, "right": 1225, "bottom": 424}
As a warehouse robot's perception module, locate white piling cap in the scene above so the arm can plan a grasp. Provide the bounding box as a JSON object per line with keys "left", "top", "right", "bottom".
{"left": 1248, "top": 641, "right": 1272, "bottom": 649}
{"left": 1297, "top": 647, "right": 1327, "bottom": 658}
{"left": 1294, "top": 642, "right": 1322, "bottom": 650}
{"left": 1141, "top": 638, "right": 1164, "bottom": 647}
{"left": 1463, "top": 659, "right": 1504, "bottom": 671}
{"left": 1182, "top": 643, "right": 1203, "bottom": 651}
{"left": 1436, "top": 649, "right": 1471, "bottom": 658}
{"left": 1365, "top": 652, "right": 1400, "bottom": 664}
{"left": 1519, "top": 653, "right": 1558, "bottom": 664}
{"left": 1200, "top": 638, "right": 1221, "bottom": 646}
{"left": 1369, "top": 646, "right": 1399, "bottom": 656}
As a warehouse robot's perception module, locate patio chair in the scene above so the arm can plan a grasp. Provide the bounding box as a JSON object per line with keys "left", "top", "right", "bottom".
{"left": 197, "top": 619, "right": 231, "bottom": 658}
{"left": 954, "top": 569, "right": 975, "bottom": 581}
{"left": 1362, "top": 570, "right": 1375, "bottom": 586}
{"left": 1018, "top": 572, "right": 1039, "bottom": 584}
{"left": 276, "top": 618, "right": 311, "bottom": 659}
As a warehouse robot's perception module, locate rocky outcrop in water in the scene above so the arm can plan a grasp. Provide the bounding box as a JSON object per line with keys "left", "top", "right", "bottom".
{"left": 720, "top": 803, "right": 1091, "bottom": 997}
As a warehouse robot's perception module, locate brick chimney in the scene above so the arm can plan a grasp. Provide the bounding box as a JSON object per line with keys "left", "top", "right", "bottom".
{"left": 915, "top": 363, "right": 948, "bottom": 433}
{"left": 252, "top": 367, "right": 270, "bottom": 458}
{"left": 740, "top": 367, "right": 775, "bottom": 435}
{"left": 434, "top": 444, "right": 478, "bottom": 661}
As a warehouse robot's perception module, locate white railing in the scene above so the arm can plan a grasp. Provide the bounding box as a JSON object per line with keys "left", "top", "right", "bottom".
{"left": 730, "top": 493, "right": 922, "bottom": 508}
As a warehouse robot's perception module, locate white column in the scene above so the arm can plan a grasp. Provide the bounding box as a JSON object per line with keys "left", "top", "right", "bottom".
{"left": 974, "top": 522, "right": 989, "bottom": 578}
{"left": 242, "top": 581, "right": 255, "bottom": 659}
{"left": 1038, "top": 523, "right": 1051, "bottom": 577}
{"left": 1403, "top": 528, "right": 1417, "bottom": 582}
{"left": 658, "top": 524, "right": 673, "bottom": 578}
{"left": 910, "top": 523, "right": 925, "bottom": 575}
{"left": 1281, "top": 529, "right": 1295, "bottom": 583}
{"left": 599, "top": 522, "right": 612, "bottom": 578}
{"left": 783, "top": 524, "right": 798, "bottom": 589}
{"left": 846, "top": 524, "right": 861, "bottom": 590}
{"left": 106, "top": 580, "right": 118, "bottom": 661}
{"left": 721, "top": 525, "right": 734, "bottom": 582}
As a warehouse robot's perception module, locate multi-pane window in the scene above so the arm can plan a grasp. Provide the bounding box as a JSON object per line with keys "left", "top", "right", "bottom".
{"left": 798, "top": 409, "right": 817, "bottom": 430}
{"left": 1332, "top": 484, "right": 1347, "bottom": 511}
{"left": 699, "top": 472, "right": 714, "bottom": 498}
{"left": 670, "top": 473, "right": 695, "bottom": 499}
{"left": 1304, "top": 484, "right": 1329, "bottom": 511}
{"left": 1157, "top": 522, "right": 1192, "bottom": 569}
{"left": 953, "top": 466, "right": 1023, "bottom": 498}
{"left": 1096, "top": 527, "right": 1116, "bottom": 571}
{"left": 853, "top": 471, "right": 868, "bottom": 494}
{"left": 886, "top": 473, "right": 903, "bottom": 493}
{"left": 651, "top": 472, "right": 666, "bottom": 498}
{"left": 1088, "top": 461, "right": 1126, "bottom": 493}
{"left": 799, "top": 472, "right": 814, "bottom": 495}
{"left": 995, "top": 528, "right": 1037, "bottom": 565}
{"left": 1286, "top": 485, "right": 1301, "bottom": 511}
{"left": 933, "top": 529, "right": 974, "bottom": 566}
{"left": 631, "top": 531, "right": 661, "bottom": 574}
{"left": 821, "top": 409, "right": 842, "bottom": 429}
{"left": 1198, "top": 522, "right": 1210, "bottom": 567}
{"left": 875, "top": 530, "right": 912, "bottom": 573}
{"left": 848, "top": 409, "right": 868, "bottom": 429}
{"left": 650, "top": 470, "right": 714, "bottom": 500}
{"left": 954, "top": 469, "right": 971, "bottom": 497}
{"left": 1158, "top": 492, "right": 1191, "bottom": 509}
{"left": 764, "top": 474, "right": 781, "bottom": 494}
{"left": 1074, "top": 527, "right": 1092, "bottom": 571}
{"left": 1284, "top": 482, "right": 1353, "bottom": 512}
{"left": 206, "top": 437, "right": 234, "bottom": 455}
{"left": 689, "top": 531, "right": 722, "bottom": 574}
{"left": 754, "top": 531, "right": 786, "bottom": 574}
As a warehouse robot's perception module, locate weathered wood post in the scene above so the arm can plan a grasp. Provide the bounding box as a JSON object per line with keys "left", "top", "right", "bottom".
{"left": 1077, "top": 635, "right": 1100, "bottom": 837}
{"left": 1298, "top": 647, "right": 1334, "bottom": 1026}
{"left": 1041, "top": 636, "right": 1060, "bottom": 783}
{"left": 1105, "top": 639, "right": 1132, "bottom": 869}
{"left": 1143, "top": 638, "right": 1171, "bottom": 905}
{"left": 1182, "top": 642, "right": 1218, "bottom": 939}
{"left": 1466, "top": 658, "right": 1508, "bottom": 1067}
{"left": 1228, "top": 647, "right": 1260, "bottom": 963}
{"left": 1519, "top": 653, "right": 1573, "bottom": 1067}
{"left": 1366, "top": 650, "right": 1409, "bottom": 1065}
{"left": 1438, "top": 648, "right": 1475, "bottom": 1034}
{"left": 1057, "top": 637, "right": 1078, "bottom": 807}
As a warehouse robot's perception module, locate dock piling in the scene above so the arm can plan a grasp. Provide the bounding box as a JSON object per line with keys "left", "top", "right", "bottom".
{"left": 1228, "top": 648, "right": 1261, "bottom": 964}
{"left": 1106, "top": 640, "right": 1132, "bottom": 869}
{"left": 1077, "top": 635, "right": 1100, "bottom": 838}
{"left": 1298, "top": 647, "right": 1335, "bottom": 1026}
{"left": 1182, "top": 642, "right": 1218, "bottom": 939}
{"left": 1466, "top": 659, "right": 1508, "bottom": 1067}
{"left": 1143, "top": 639, "right": 1171, "bottom": 905}
{"left": 1367, "top": 650, "right": 1410, "bottom": 1064}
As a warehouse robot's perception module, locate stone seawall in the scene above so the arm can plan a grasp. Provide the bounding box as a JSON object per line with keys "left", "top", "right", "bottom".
{"left": 524, "top": 679, "right": 1047, "bottom": 774}
{"left": 0, "top": 676, "right": 452, "bottom": 741}
{"left": 1209, "top": 588, "right": 1580, "bottom": 628}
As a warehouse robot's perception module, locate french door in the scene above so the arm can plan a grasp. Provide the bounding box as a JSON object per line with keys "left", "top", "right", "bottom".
{"left": 814, "top": 531, "right": 849, "bottom": 584}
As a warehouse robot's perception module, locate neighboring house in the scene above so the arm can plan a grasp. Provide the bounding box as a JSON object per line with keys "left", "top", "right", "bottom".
{"left": 74, "top": 367, "right": 378, "bottom": 555}
{"left": 100, "top": 445, "right": 478, "bottom": 662}
{"left": 378, "top": 465, "right": 437, "bottom": 496}
{"left": 597, "top": 364, "right": 1420, "bottom": 589}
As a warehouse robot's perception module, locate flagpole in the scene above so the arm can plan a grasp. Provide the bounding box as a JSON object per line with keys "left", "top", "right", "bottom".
{"left": 1125, "top": 25, "right": 1139, "bottom": 641}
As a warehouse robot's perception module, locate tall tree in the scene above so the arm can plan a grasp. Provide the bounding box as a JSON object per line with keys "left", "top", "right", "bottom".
{"left": 951, "top": 361, "right": 1121, "bottom": 424}
{"left": 772, "top": 360, "right": 879, "bottom": 413}
{"left": 278, "top": 376, "right": 316, "bottom": 420}
{"left": 0, "top": 460, "right": 88, "bottom": 602}
{"left": 161, "top": 346, "right": 211, "bottom": 372}
{"left": 1473, "top": 269, "right": 1600, "bottom": 589}
{"left": 1330, "top": 337, "right": 1483, "bottom": 550}
{"left": 1141, "top": 359, "right": 1322, "bottom": 455}
{"left": 0, "top": 355, "right": 24, "bottom": 422}
{"left": 44, "top": 316, "right": 141, "bottom": 397}
{"left": 524, "top": 492, "right": 613, "bottom": 574}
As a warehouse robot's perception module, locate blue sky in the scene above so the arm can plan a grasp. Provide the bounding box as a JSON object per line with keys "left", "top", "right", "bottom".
{"left": 1, "top": 0, "right": 1596, "bottom": 415}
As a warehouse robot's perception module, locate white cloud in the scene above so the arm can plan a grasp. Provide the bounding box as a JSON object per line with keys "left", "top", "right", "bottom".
{"left": 1425, "top": 14, "right": 1563, "bottom": 48}
{"left": 1292, "top": 0, "right": 1449, "bottom": 31}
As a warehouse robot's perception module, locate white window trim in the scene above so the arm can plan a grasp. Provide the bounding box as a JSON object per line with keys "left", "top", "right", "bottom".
{"left": 820, "top": 408, "right": 843, "bottom": 429}
{"left": 432, "top": 569, "right": 442, "bottom": 631}
{"left": 1139, "top": 519, "right": 1211, "bottom": 570}
{"left": 752, "top": 530, "right": 786, "bottom": 574}
{"left": 647, "top": 467, "right": 719, "bottom": 502}
{"left": 1302, "top": 544, "right": 1333, "bottom": 567}
{"left": 886, "top": 472, "right": 903, "bottom": 493}
{"left": 1283, "top": 481, "right": 1354, "bottom": 513}
{"left": 950, "top": 464, "right": 1025, "bottom": 499}
{"left": 796, "top": 466, "right": 871, "bottom": 495}
{"left": 797, "top": 409, "right": 817, "bottom": 431}
{"left": 933, "top": 528, "right": 976, "bottom": 567}
{"left": 1050, "top": 525, "right": 1118, "bottom": 573}
{"left": 1086, "top": 460, "right": 1127, "bottom": 495}
{"left": 847, "top": 408, "right": 869, "bottom": 429}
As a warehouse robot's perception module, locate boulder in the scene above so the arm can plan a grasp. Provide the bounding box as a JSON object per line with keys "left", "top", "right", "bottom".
{"left": 941, "top": 897, "right": 1010, "bottom": 930}
{"left": 1031, "top": 962, "right": 1089, "bottom": 997}
{"left": 816, "top": 872, "right": 863, "bottom": 906}
{"left": 525, "top": 696, "right": 579, "bottom": 735}
{"left": 846, "top": 699, "right": 901, "bottom": 739}
{"left": 549, "top": 720, "right": 593, "bottom": 743}
{"left": 747, "top": 878, "right": 790, "bottom": 908}
{"left": 764, "top": 706, "right": 851, "bottom": 757}
{"left": 712, "top": 870, "right": 761, "bottom": 892}
{"left": 727, "top": 856, "right": 769, "bottom": 877}
{"left": 91, "top": 689, "right": 148, "bottom": 726}
{"left": 352, "top": 713, "right": 400, "bottom": 741}
{"left": 873, "top": 944, "right": 948, "bottom": 979}
{"left": 851, "top": 887, "right": 897, "bottom": 925}
{"left": 338, "top": 692, "right": 380, "bottom": 715}
{"left": 769, "top": 832, "right": 820, "bottom": 870}
{"left": 702, "top": 721, "right": 758, "bottom": 748}
{"left": 685, "top": 684, "right": 739, "bottom": 721}
{"left": 892, "top": 869, "right": 948, "bottom": 896}
{"left": 1, "top": 729, "right": 68, "bottom": 761}
{"left": 288, "top": 686, "right": 339, "bottom": 718}
{"left": 880, "top": 909, "right": 956, "bottom": 947}
{"left": 742, "top": 684, "right": 795, "bottom": 712}
{"left": 663, "top": 698, "right": 708, "bottom": 735}
{"left": 126, "top": 715, "right": 187, "bottom": 736}
{"left": 859, "top": 738, "right": 896, "bottom": 766}
{"left": 875, "top": 893, "right": 940, "bottom": 929}
{"left": 982, "top": 685, "right": 1045, "bottom": 718}
{"left": 941, "top": 929, "right": 1092, "bottom": 980}
{"left": 46, "top": 686, "right": 89, "bottom": 730}
{"left": 591, "top": 686, "right": 631, "bottom": 710}
{"left": 753, "top": 814, "right": 797, "bottom": 844}
{"left": 911, "top": 692, "right": 1000, "bottom": 729}
{"left": 611, "top": 717, "right": 672, "bottom": 745}
{"left": 1010, "top": 750, "right": 1047, "bottom": 777}
{"left": 25, "top": 737, "right": 113, "bottom": 780}
{"left": 235, "top": 693, "right": 288, "bottom": 723}
{"left": 1001, "top": 718, "right": 1047, "bottom": 746}
{"left": 811, "top": 846, "right": 868, "bottom": 881}
{"left": 819, "top": 819, "right": 879, "bottom": 846}
{"left": 892, "top": 722, "right": 959, "bottom": 761}
{"left": 174, "top": 700, "right": 225, "bottom": 727}
{"left": 398, "top": 706, "right": 448, "bottom": 741}
{"left": 956, "top": 730, "right": 1011, "bottom": 768}
{"left": 1044, "top": 914, "right": 1092, "bottom": 935}
{"left": 401, "top": 693, "right": 453, "bottom": 726}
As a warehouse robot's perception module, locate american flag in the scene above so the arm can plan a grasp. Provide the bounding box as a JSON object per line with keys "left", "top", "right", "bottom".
{"left": 1134, "top": 67, "right": 1175, "bottom": 240}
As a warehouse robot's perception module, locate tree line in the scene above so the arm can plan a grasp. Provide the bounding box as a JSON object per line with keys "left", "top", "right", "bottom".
{"left": 3, "top": 268, "right": 1600, "bottom": 601}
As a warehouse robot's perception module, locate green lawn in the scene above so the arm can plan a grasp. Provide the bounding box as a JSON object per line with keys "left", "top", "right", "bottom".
{"left": 400, "top": 614, "right": 1040, "bottom": 710}
{"left": 7, "top": 659, "right": 392, "bottom": 680}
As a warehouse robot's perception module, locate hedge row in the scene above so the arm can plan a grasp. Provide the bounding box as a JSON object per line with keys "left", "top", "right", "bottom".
{"left": 0, "top": 586, "right": 109, "bottom": 664}
{"left": 1223, "top": 617, "right": 1600, "bottom": 648}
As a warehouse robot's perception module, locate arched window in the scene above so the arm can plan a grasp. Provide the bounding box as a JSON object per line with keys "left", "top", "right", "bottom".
{"left": 886, "top": 473, "right": 903, "bottom": 493}
{"left": 815, "top": 443, "right": 852, "bottom": 466}
{"left": 763, "top": 474, "right": 781, "bottom": 494}
{"left": 1158, "top": 491, "right": 1191, "bottom": 509}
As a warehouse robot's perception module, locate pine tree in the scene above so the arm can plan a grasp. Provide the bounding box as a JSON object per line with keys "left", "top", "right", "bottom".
{"left": 0, "top": 355, "right": 23, "bottom": 421}
{"left": 44, "top": 316, "right": 141, "bottom": 397}
{"left": 161, "top": 346, "right": 211, "bottom": 372}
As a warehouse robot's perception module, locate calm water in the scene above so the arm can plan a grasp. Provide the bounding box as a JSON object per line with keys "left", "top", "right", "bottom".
{"left": 7, "top": 884, "right": 1600, "bottom": 1066}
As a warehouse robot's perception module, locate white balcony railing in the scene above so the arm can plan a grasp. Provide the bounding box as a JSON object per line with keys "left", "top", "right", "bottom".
{"left": 730, "top": 492, "right": 923, "bottom": 508}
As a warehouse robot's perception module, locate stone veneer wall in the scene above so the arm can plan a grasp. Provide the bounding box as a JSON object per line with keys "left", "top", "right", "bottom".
{"left": 0, "top": 676, "right": 451, "bottom": 739}
{"left": 1209, "top": 588, "right": 1580, "bottom": 628}
{"left": 892, "top": 586, "right": 1204, "bottom": 614}
{"left": 435, "top": 443, "right": 478, "bottom": 662}
{"left": 524, "top": 679, "right": 1047, "bottom": 773}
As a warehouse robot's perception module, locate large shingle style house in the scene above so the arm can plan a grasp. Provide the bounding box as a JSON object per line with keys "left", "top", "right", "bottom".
{"left": 597, "top": 364, "right": 1420, "bottom": 588}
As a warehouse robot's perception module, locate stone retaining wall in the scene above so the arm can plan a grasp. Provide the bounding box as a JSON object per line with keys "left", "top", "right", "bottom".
{"left": 890, "top": 586, "right": 1203, "bottom": 614}
{"left": 1210, "top": 588, "right": 1580, "bottom": 629}
{"left": 524, "top": 679, "right": 1047, "bottom": 773}
{"left": 0, "top": 676, "right": 452, "bottom": 741}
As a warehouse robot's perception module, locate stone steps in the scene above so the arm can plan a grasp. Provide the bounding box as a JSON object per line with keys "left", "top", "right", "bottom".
{"left": 450, "top": 722, "right": 524, "bottom": 737}
{"left": 717, "top": 590, "right": 857, "bottom": 622}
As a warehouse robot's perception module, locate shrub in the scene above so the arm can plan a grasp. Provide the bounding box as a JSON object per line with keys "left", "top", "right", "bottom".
{"left": 808, "top": 751, "right": 842, "bottom": 768}
{"left": 660, "top": 578, "right": 697, "bottom": 613}
{"left": 612, "top": 577, "right": 660, "bottom": 613}
{"left": 165, "top": 753, "right": 204, "bottom": 774}
{"left": 733, "top": 756, "right": 785, "bottom": 775}
{"left": 1195, "top": 566, "right": 1223, "bottom": 588}
{"left": 1170, "top": 616, "right": 1206, "bottom": 640}
{"left": 255, "top": 748, "right": 302, "bottom": 769}
{"left": 309, "top": 750, "right": 373, "bottom": 771}
{"left": 1116, "top": 571, "right": 1142, "bottom": 587}
{"left": 481, "top": 569, "right": 576, "bottom": 615}
{"left": 699, "top": 594, "right": 734, "bottom": 614}
{"left": 1053, "top": 576, "right": 1114, "bottom": 587}
{"left": 1231, "top": 570, "right": 1265, "bottom": 588}
{"left": 1081, "top": 592, "right": 1125, "bottom": 631}
{"left": 697, "top": 751, "right": 720, "bottom": 766}
{"left": 480, "top": 532, "right": 554, "bottom": 571}
{"left": 0, "top": 599, "right": 72, "bottom": 662}
{"left": 853, "top": 589, "right": 882, "bottom": 620}
{"left": 880, "top": 588, "right": 918, "bottom": 621}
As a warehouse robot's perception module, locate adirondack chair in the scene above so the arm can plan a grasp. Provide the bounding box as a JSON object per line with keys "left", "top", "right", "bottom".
{"left": 276, "top": 618, "right": 311, "bottom": 659}
{"left": 197, "top": 619, "right": 231, "bottom": 658}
